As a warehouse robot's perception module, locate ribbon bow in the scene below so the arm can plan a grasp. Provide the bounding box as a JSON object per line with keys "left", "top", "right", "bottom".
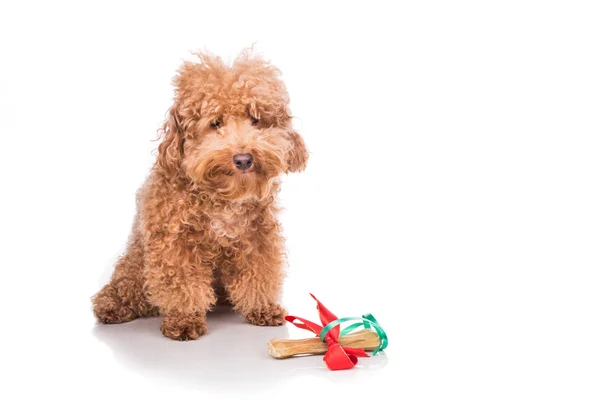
{"left": 285, "top": 294, "right": 388, "bottom": 370}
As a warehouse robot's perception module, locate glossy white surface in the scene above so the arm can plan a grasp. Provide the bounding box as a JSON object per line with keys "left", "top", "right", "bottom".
{"left": 92, "top": 307, "right": 390, "bottom": 395}
{"left": 2, "top": 1, "right": 600, "bottom": 399}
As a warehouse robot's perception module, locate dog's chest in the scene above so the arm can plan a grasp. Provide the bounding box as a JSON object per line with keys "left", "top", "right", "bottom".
{"left": 210, "top": 217, "right": 244, "bottom": 239}
{"left": 207, "top": 205, "right": 257, "bottom": 240}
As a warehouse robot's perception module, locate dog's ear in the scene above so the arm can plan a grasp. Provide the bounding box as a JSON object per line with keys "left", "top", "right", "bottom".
{"left": 156, "top": 106, "right": 185, "bottom": 176}
{"left": 286, "top": 130, "right": 308, "bottom": 173}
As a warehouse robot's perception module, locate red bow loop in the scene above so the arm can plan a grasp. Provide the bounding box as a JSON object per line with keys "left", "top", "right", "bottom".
{"left": 284, "top": 316, "right": 324, "bottom": 336}
{"left": 310, "top": 293, "right": 341, "bottom": 341}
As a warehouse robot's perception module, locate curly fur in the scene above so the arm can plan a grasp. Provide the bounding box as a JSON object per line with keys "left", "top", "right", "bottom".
{"left": 92, "top": 50, "right": 308, "bottom": 340}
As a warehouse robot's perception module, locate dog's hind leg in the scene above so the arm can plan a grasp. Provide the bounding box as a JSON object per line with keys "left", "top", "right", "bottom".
{"left": 92, "top": 230, "right": 158, "bottom": 324}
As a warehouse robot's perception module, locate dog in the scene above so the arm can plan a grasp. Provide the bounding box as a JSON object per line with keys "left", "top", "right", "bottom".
{"left": 92, "top": 50, "right": 308, "bottom": 340}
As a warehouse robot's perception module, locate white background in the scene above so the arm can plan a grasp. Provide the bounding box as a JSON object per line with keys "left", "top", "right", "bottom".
{"left": 1, "top": 1, "right": 599, "bottom": 399}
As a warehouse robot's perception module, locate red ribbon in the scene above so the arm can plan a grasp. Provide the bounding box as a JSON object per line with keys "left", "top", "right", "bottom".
{"left": 285, "top": 294, "right": 369, "bottom": 370}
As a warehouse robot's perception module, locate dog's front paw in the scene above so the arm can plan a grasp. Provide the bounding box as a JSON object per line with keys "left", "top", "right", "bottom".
{"left": 92, "top": 284, "right": 137, "bottom": 324}
{"left": 161, "top": 312, "right": 208, "bottom": 341}
{"left": 246, "top": 304, "right": 287, "bottom": 326}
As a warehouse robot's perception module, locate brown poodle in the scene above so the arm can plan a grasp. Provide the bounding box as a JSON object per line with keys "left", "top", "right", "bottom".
{"left": 92, "top": 50, "right": 308, "bottom": 340}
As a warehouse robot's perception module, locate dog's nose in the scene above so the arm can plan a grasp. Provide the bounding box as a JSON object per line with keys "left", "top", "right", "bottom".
{"left": 233, "top": 153, "right": 254, "bottom": 170}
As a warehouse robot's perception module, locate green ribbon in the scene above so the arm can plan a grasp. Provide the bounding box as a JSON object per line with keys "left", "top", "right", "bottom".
{"left": 319, "top": 313, "right": 388, "bottom": 355}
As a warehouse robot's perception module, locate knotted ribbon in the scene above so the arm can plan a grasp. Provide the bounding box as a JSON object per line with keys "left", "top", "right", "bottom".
{"left": 285, "top": 294, "right": 388, "bottom": 370}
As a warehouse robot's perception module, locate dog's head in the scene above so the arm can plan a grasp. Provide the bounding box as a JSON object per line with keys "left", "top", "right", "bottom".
{"left": 156, "top": 51, "right": 308, "bottom": 201}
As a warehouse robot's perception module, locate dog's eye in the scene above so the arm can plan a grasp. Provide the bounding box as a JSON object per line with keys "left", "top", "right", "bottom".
{"left": 210, "top": 120, "right": 221, "bottom": 129}
{"left": 250, "top": 116, "right": 260, "bottom": 126}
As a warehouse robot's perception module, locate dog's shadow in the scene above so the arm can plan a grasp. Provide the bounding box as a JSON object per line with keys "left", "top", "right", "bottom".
{"left": 94, "top": 306, "right": 389, "bottom": 389}
{"left": 94, "top": 306, "right": 387, "bottom": 389}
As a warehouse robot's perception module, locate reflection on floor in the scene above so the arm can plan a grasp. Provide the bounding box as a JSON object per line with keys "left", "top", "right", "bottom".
{"left": 94, "top": 305, "right": 388, "bottom": 390}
